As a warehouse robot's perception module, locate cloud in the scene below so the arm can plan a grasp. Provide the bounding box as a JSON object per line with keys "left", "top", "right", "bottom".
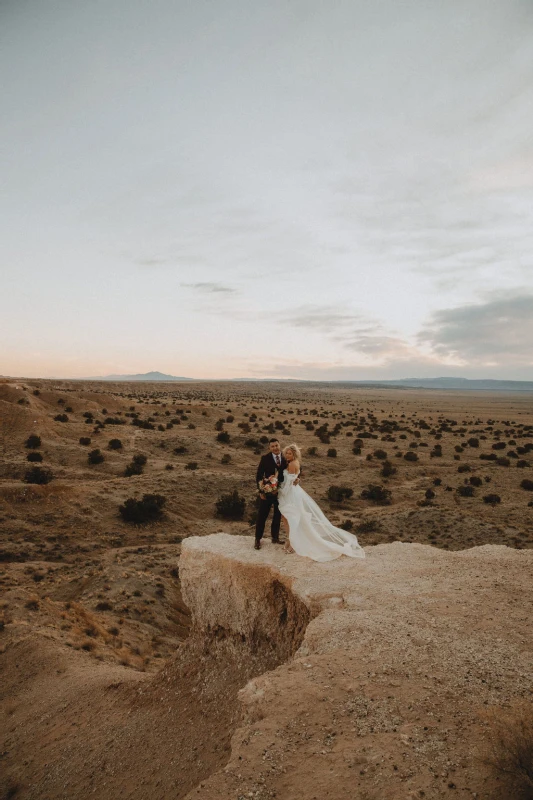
{"left": 418, "top": 294, "right": 533, "bottom": 365}
{"left": 279, "top": 305, "right": 427, "bottom": 364}
{"left": 181, "top": 282, "right": 236, "bottom": 294}
{"left": 278, "top": 296, "right": 533, "bottom": 374}
{"left": 280, "top": 305, "right": 365, "bottom": 333}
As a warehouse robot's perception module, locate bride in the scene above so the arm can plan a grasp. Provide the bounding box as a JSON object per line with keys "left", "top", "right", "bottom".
{"left": 277, "top": 444, "right": 365, "bottom": 562}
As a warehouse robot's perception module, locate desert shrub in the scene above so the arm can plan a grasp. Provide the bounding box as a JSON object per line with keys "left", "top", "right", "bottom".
{"left": 517, "top": 460, "right": 530, "bottom": 468}
{"left": 355, "top": 519, "right": 380, "bottom": 534}
{"left": 25, "top": 434, "right": 41, "bottom": 449}
{"left": 124, "top": 462, "right": 143, "bottom": 477}
{"left": 455, "top": 445, "right": 464, "bottom": 453}
{"left": 486, "top": 711, "right": 533, "bottom": 800}
{"left": 108, "top": 439, "right": 123, "bottom": 450}
{"left": 403, "top": 451, "right": 418, "bottom": 462}
{"left": 26, "top": 451, "right": 43, "bottom": 462}
{"left": 33, "top": 389, "right": 40, "bottom": 396}
{"left": 520, "top": 479, "right": 533, "bottom": 492}
{"left": 165, "top": 463, "right": 174, "bottom": 470}
{"left": 104, "top": 416, "right": 125, "bottom": 426}
{"left": 469, "top": 476, "right": 483, "bottom": 487}
{"left": 492, "top": 442, "right": 506, "bottom": 450}
{"left": 215, "top": 419, "right": 225, "bottom": 431}
{"left": 380, "top": 460, "right": 397, "bottom": 478}
{"left": 221, "top": 454, "right": 232, "bottom": 464}
{"left": 361, "top": 484, "right": 392, "bottom": 505}
{"left": 433, "top": 478, "right": 442, "bottom": 486}
{"left": 483, "top": 494, "right": 501, "bottom": 504}
{"left": 425, "top": 488, "right": 436, "bottom": 500}
{"left": 88, "top": 449, "right": 105, "bottom": 465}
{"left": 457, "top": 464, "right": 471, "bottom": 473}
{"left": 245, "top": 438, "right": 260, "bottom": 449}
{"left": 54, "top": 413, "right": 69, "bottom": 422}
{"left": 307, "top": 446, "right": 318, "bottom": 456}
{"left": 174, "top": 445, "right": 187, "bottom": 454}
{"left": 327, "top": 448, "right": 337, "bottom": 458}
{"left": 185, "top": 462, "right": 198, "bottom": 470}
{"left": 133, "top": 454, "right": 147, "bottom": 466}
{"left": 352, "top": 446, "right": 362, "bottom": 455}
{"left": 79, "top": 437, "right": 91, "bottom": 446}
{"left": 497, "top": 457, "right": 511, "bottom": 467}
{"left": 24, "top": 466, "right": 53, "bottom": 484}
{"left": 373, "top": 449, "right": 387, "bottom": 460}
{"left": 457, "top": 485, "right": 475, "bottom": 497}
{"left": 467, "top": 437, "right": 479, "bottom": 448}
{"left": 215, "top": 490, "right": 246, "bottom": 520}
{"left": 119, "top": 493, "right": 166, "bottom": 524}
{"left": 339, "top": 519, "right": 354, "bottom": 531}
{"left": 217, "top": 431, "right": 230, "bottom": 444}
{"left": 480, "top": 453, "right": 498, "bottom": 461}
{"left": 131, "top": 418, "right": 155, "bottom": 430}
{"left": 327, "top": 485, "right": 353, "bottom": 502}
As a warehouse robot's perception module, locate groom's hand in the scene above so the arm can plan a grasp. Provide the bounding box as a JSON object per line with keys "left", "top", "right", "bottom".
{"left": 259, "top": 493, "right": 266, "bottom": 500}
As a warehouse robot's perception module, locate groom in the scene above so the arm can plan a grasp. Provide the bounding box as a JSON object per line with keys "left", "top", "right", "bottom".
{"left": 254, "top": 438, "right": 286, "bottom": 550}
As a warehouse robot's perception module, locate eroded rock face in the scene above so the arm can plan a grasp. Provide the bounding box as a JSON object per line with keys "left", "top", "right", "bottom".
{"left": 180, "top": 535, "right": 312, "bottom": 662}
{"left": 180, "top": 535, "right": 533, "bottom": 800}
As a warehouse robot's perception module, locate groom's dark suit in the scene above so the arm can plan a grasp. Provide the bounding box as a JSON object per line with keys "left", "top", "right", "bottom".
{"left": 255, "top": 452, "right": 287, "bottom": 544}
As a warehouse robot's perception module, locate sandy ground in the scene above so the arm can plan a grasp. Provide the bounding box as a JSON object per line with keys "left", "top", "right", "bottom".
{"left": 1, "top": 378, "right": 532, "bottom": 798}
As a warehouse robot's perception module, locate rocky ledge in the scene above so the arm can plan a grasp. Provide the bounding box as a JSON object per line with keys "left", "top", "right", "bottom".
{"left": 180, "top": 534, "right": 533, "bottom": 800}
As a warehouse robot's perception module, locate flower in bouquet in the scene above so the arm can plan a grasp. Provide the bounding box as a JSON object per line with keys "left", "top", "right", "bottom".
{"left": 258, "top": 475, "right": 279, "bottom": 495}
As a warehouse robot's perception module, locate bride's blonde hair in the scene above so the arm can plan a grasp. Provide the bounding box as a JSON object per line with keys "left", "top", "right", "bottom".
{"left": 283, "top": 443, "right": 301, "bottom": 462}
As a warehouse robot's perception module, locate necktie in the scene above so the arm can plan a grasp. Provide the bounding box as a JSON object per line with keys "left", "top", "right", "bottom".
{"left": 275, "top": 455, "right": 280, "bottom": 467}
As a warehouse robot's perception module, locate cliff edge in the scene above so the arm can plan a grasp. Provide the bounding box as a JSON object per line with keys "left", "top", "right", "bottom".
{"left": 180, "top": 535, "right": 532, "bottom": 800}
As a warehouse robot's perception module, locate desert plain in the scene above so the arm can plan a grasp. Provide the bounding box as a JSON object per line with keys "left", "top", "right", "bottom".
{"left": 1, "top": 378, "right": 532, "bottom": 800}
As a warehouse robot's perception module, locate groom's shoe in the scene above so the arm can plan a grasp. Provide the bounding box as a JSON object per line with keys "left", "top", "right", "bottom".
{"left": 271, "top": 538, "right": 283, "bottom": 544}
{"left": 254, "top": 540, "right": 261, "bottom": 550}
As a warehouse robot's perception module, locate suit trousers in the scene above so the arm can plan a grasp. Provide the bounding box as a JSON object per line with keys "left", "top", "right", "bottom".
{"left": 255, "top": 493, "right": 281, "bottom": 542}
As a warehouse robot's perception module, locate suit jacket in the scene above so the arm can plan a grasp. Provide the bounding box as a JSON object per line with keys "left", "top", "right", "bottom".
{"left": 256, "top": 452, "right": 287, "bottom": 486}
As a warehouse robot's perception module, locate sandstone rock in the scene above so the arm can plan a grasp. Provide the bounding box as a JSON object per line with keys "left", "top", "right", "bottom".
{"left": 181, "top": 534, "right": 533, "bottom": 800}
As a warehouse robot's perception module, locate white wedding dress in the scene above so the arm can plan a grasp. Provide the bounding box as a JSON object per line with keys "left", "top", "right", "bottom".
{"left": 277, "top": 471, "right": 365, "bottom": 562}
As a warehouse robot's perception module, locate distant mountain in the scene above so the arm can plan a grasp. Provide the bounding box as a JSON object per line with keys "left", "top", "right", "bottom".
{"left": 84, "top": 371, "right": 193, "bottom": 382}
{"left": 74, "top": 373, "right": 533, "bottom": 390}
{"left": 342, "top": 377, "right": 533, "bottom": 391}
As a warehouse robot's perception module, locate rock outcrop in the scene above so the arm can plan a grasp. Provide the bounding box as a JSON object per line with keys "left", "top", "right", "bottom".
{"left": 180, "top": 534, "right": 533, "bottom": 800}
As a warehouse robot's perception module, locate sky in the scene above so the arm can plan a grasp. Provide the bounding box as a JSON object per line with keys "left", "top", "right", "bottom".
{"left": 1, "top": 0, "right": 532, "bottom": 381}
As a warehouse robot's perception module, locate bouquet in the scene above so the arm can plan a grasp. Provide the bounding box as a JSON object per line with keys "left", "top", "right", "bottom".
{"left": 258, "top": 475, "right": 279, "bottom": 496}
